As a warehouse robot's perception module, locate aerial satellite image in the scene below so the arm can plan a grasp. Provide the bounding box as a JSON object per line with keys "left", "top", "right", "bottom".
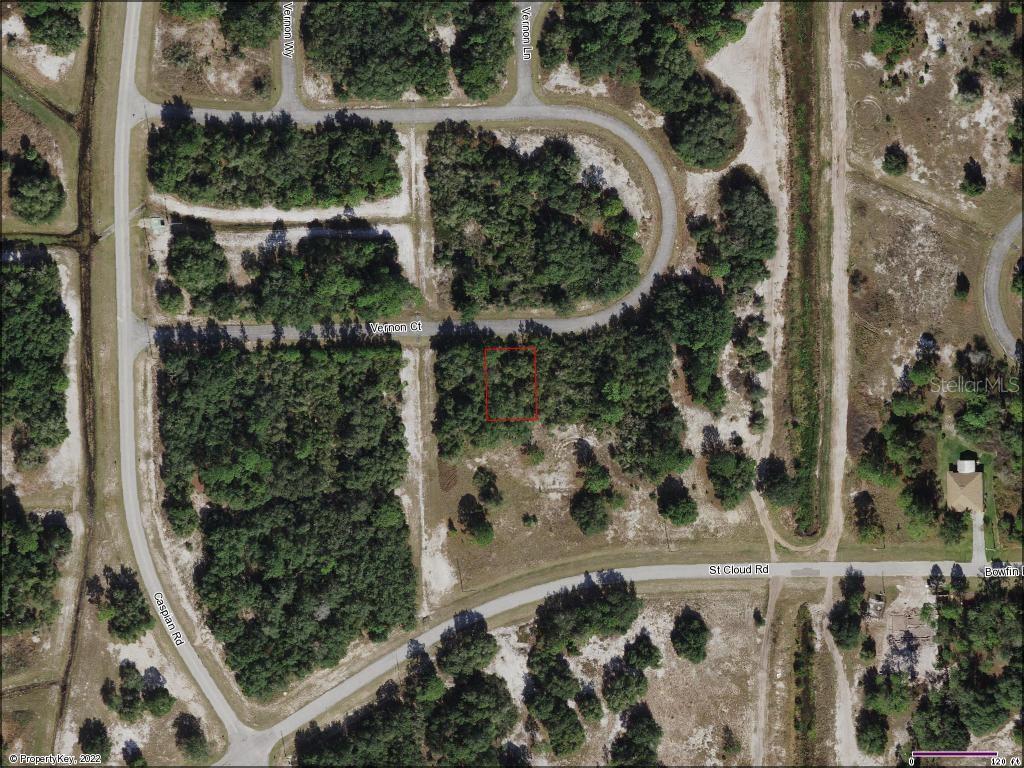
{"left": 1, "top": 1, "right": 1022, "bottom": 766}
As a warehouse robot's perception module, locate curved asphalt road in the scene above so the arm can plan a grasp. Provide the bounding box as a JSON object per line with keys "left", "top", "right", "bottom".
{"left": 113, "top": 4, "right": 996, "bottom": 765}
{"left": 984, "top": 211, "right": 1023, "bottom": 356}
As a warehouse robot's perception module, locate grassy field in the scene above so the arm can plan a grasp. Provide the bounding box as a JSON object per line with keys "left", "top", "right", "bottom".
{"left": 88, "top": 1, "right": 126, "bottom": 235}
{"left": 1, "top": 73, "right": 80, "bottom": 235}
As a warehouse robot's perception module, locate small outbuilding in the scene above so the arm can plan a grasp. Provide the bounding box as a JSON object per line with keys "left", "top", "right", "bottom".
{"left": 946, "top": 452, "right": 984, "bottom": 515}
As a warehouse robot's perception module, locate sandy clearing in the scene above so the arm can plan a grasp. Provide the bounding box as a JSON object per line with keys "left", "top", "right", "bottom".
{"left": 45, "top": 257, "right": 83, "bottom": 488}
{"left": 148, "top": 129, "right": 414, "bottom": 223}
{"left": 704, "top": 1, "right": 791, "bottom": 468}
{"left": 107, "top": 632, "right": 201, "bottom": 706}
{"left": 630, "top": 101, "right": 664, "bottom": 130}
{"left": 485, "top": 626, "right": 531, "bottom": 705}
{"left": 1, "top": 13, "right": 76, "bottom": 81}
{"left": 399, "top": 348, "right": 429, "bottom": 616}
{"left": 543, "top": 62, "right": 608, "bottom": 96}
{"left": 422, "top": 523, "right": 458, "bottom": 609}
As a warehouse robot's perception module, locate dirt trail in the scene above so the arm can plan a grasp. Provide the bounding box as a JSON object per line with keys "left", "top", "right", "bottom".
{"left": 751, "top": 576, "right": 780, "bottom": 766}
{"left": 824, "top": 0, "right": 851, "bottom": 565}
{"left": 824, "top": 6, "right": 858, "bottom": 765}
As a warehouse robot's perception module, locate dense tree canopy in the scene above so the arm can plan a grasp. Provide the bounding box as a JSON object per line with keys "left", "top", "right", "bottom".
{"left": 427, "top": 121, "right": 642, "bottom": 314}
{"left": 18, "top": 1, "right": 84, "bottom": 55}
{"left": 162, "top": 1, "right": 280, "bottom": 48}
{"left": 1, "top": 249, "right": 72, "bottom": 466}
{"left": 158, "top": 342, "right": 415, "bottom": 696}
{"left": 295, "top": 695, "right": 423, "bottom": 766}
{"left": 425, "top": 671, "right": 517, "bottom": 765}
{"left": 690, "top": 166, "right": 777, "bottom": 295}
{"left": 164, "top": 221, "right": 419, "bottom": 326}
{"left": 7, "top": 143, "right": 66, "bottom": 224}
{"left": 539, "top": 1, "right": 749, "bottom": 167}
{"left": 303, "top": 1, "right": 513, "bottom": 102}
{"left": 1, "top": 487, "right": 72, "bottom": 634}
{"left": 148, "top": 114, "right": 401, "bottom": 209}
{"left": 436, "top": 617, "right": 499, "bottom": 677}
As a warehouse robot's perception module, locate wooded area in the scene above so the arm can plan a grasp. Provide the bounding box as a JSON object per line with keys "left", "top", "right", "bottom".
{"left": 426, "top": 121, "right": 642, "bottom": 314}
{"left": 161, "top": 0, "right": 280, "bottom": 49}
{"left": 1, "top": 486, "right": 72, "bottom": 634}
{"left": 148, "top": 114, "right": 402, "bottom": 210}
{"left": 1, "top": 247, "right": 73, "bottom": 466}
{"left": 157, "top": 342, "right": 415, "bottom": 696}
{"left": 302, "top": 1, "right": 514, "bottom": 102}
{"left": 163, "top": 220, "right": 419, "bottom": 327}
{"left": 539, "top": 1, "right": 752, "bottom": 168}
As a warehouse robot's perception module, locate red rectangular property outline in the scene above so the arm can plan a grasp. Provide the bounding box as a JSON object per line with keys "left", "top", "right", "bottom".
{"left": 483, "top": 346, "right": 539, "bottom": 422}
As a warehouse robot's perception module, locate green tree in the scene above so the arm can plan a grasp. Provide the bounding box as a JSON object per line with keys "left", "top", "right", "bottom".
{"left": 425, "top": 671, "right": 517, "bottom": 765}
{"left": 960, "top": 157, "right": 987, "bottom": 196}
{"left": 623, "top": 630, "right": 662, "bottom": 670}
{"left": 19, "top": 1, "right": 84, "bottom": 55}
{"left": 656, "top": 476, "right": 697, "bottom": 526}
{"left": 882, "top": 142, "right": 909, "bottom": 175}
{"left": 862, "top": 667, "right": 911, "bottom": 715}
{"left": 436, "top": 617, "right": 499, "bottom": 677}
{"left": 704, "top": 447, "right": 755, "bottom": 509}
{"left": 161, "top": 1, "right": 220, "bottom": 20}
{"left": 172, "top": 713, "right": 209, "bottom": 761}
{"left": 671, "top": 606, "right": 709, "bottom": 663}
{"left": 93, "top": 565, "right": 154, "bottom": 643}
{"left": 575, "top": 687, "right": 603, "bottom": 722}
{"left": 602, "top": 662, "right": 648, "bottom": 712}
{"left": 855, "top": 708, "right": 889, "bottom": 755}
{"left": 77, "top": 718, "right": 111, "bottom": 762}
{"left": 220, "top": 1, "right": 279, "bottom": 48}
{"left": 166, "top": 220, "right": 228, "bottom": 305}
{"left": 472, "top": 465, "right": 503, "bottom": 505}
{"left": 610, "top": 704, "right": 663, "bottom": 767}
{"left": 910, "top": 692, "right": 970, "bottom": 751}
{"left": 458, "top": 494, "right": 494, "bottom": 546}
{"left": 8, "top": 144, "right": 66, "bottom": 224}
{"left": 871, "top": 1, "right": 917, "bottom": 67}
{"left": 1, "top": 251, "right": 72, "bottom": 465}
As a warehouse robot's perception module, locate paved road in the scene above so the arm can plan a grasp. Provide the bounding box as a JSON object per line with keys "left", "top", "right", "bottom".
{"left": 983, "top": 211, "right": 1023, "bottom": 356}
{"left": 114, "top": 2, "right": 255, "bottom": 747}
{"left": 218, "top": 558, "right": 980, "bottom": 765}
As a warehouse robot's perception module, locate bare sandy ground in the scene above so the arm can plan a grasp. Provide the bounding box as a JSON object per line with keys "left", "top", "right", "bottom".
{"left": 1, "top": 13, "right": 76, "bottom": 81}
{"left": 703, "top": 2, "right": 791, "bottom": 467}
{"left": 542, "top": 62, "right": 608, "bottom": 97}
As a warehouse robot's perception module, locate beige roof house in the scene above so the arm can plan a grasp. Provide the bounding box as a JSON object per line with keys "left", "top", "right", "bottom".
{"left": 946, "top": 455, "right": 983, "bottom": 514}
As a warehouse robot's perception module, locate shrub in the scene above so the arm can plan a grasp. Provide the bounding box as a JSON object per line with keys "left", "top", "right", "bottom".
{"left": 959, "top": 157, "right": 987, "bottom": 196}
{"left": 670, "top": 606, "right": 709, "bottom": 663}
{"left": 602, "top": 662, "right": 648, "bottom": 712}
{"left": 855, "top": 708, "right": 889, "bottom": 755}
{"left": 656, "top": 476, "right": 697, "bottom": 526}
{"left": 954, "top": 271, "right": 971, "bottom": 300}
{"left": 77, "top": 718, "right": 112, "bottom": 762}
{"left": 623, "top": 631, "right": 662, "bottom": 670}
{"left": 173, "top": 713, "right": 209, "bottom": 761}
{"left": 882, "top": 142, "right": 909, "bottom": 175}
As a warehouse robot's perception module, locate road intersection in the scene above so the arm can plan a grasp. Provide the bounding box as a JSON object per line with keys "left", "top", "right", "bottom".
{"left": 111, "top": 5, "right": 1005, "bottom": 765}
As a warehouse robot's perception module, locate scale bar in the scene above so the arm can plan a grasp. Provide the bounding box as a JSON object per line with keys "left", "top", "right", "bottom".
{"left": 912, "top": 751, "right": 998, "bottom": 758}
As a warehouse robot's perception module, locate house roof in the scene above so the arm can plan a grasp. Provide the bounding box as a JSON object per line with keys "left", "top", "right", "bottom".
{"left": 946, "top": 470, "right": 983, "bottom": 514}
